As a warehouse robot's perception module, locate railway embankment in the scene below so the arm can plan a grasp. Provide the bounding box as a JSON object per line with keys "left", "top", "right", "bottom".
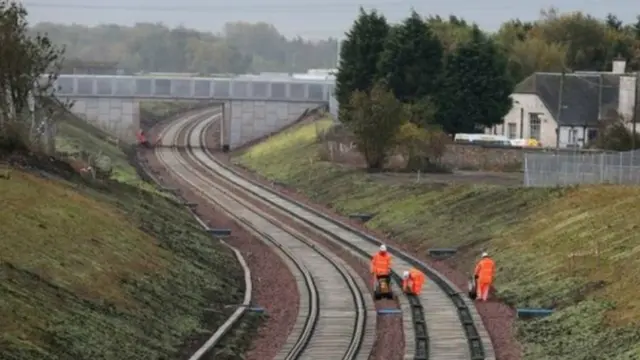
{"left": 0, "top": 109, "right": 250, "bottom": 359}
{"left": 231, "top": 116, "right": 640, "bottom": 360}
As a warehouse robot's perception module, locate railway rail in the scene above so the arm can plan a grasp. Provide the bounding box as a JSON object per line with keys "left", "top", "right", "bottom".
{"left": 155, "top": 109, "right": 375, "bottom": 360}
{"left": 148, "top": 107, "right": 495, "bottom": 360}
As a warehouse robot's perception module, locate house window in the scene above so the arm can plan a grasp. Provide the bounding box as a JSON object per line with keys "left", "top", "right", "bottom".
{"left": 587, "top": 128, "right": 598, "bottom": 142}
{"left": 529, "top": 113, "right": 541, "bottom": 140}
{"left": 507, "top": 123, "right": 517, "bottom": 139}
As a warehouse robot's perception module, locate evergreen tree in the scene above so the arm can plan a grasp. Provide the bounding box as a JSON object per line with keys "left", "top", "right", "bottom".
{"left": 334, "top": 8, "right": 389, "bottom": 109}
{"left": 435, "top": 27, "right": 514, "bottom": 134}
{"left": 377, "top": 11, "right": 443, "bottom": 104}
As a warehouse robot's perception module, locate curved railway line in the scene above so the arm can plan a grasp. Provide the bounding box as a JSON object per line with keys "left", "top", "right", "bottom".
{"left": 156, "top": 109, "right": 375, "bottom": 360}
{"left": 146, "top": 107, "right": 496, "bottom": 360}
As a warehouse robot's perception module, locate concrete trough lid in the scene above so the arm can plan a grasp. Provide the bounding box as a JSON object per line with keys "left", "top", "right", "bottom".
{"left": 427, "top": 248, "right": 458, "bottom": 258}
{"left": 348, "top": 213, "right": 374, "bottom": 222}
{"left": 516, "top": 308, "right": 554, "bottom": 318}
{"left": 207, "top": 228, "right": 232, "bottom": 237}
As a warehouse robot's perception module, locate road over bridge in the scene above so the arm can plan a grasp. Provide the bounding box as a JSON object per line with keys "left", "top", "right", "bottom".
{"left": 54, "top": 74, "right": 334, "bottom": 148}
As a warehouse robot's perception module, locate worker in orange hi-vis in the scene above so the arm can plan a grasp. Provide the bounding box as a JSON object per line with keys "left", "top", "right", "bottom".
{"left": 370, "top": 244, "right": 392, "bottom": 287}
{"left": 474, "top": 252, "right": 496, "bottom": 301}
{"left": 402, "top": 267, "right": 425, "bottom": 295}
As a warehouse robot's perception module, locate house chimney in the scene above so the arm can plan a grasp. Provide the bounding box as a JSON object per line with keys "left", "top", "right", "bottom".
{"left": 612, "top": 57, "right": 626, "bottom": 74}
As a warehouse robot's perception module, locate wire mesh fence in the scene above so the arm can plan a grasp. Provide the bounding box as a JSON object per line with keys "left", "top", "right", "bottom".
{"left": 524, "top": 149, "right": 640, "bottom": 187}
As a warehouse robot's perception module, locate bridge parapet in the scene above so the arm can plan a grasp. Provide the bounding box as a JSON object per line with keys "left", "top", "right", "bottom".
{"left": 50, "top": 74, "right": 333, "bottom": 104}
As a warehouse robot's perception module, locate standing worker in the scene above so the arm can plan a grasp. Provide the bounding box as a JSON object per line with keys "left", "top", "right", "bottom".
{"left": 370, "top": 244, "right": 392, "bottom": 287}
{"left": 402, "top": 267, "right": 425, "bottom": 295}
{"left": 474, "top": 252, "right": 496, "bottom": 301}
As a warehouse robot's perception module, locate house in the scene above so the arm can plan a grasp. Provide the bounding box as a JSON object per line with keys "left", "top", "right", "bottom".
{"left": 487, "top": 59, "right": 638, "bottom": 148}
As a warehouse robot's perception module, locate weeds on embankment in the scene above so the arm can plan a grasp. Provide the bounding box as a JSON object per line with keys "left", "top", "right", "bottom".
{"left": 0, "top": 106, "right": 255, "bottom": 359}
{"left": 235, "top": 118, "right": 640, "bottom": 360}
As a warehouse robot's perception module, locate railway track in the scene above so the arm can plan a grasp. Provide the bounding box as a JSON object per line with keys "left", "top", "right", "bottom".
{"left": 155, "top": 109, "right": 376, "bottom": 360}
{"left": 148, "top": 107, "right": 495, "bottom": 360}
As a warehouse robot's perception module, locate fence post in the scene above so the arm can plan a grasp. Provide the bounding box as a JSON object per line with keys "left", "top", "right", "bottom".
{"left": 618, "top": 152, "right": 623, "bottom": 184}
{"left": 630, "top": 150, "right": 635, "bottom": 184}
{"left": 599, "top": 153, "right": 604, "bottom": 183}
{"left": 523, "top": 154, "right": 529, "bottom": 186}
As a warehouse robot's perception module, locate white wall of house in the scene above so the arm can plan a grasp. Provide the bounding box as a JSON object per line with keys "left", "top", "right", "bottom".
{"left": 557, "top": 126, "right": 599, "bottom": 148}
{"left": 486, "top": 93, "right": 558, "bottom": 147}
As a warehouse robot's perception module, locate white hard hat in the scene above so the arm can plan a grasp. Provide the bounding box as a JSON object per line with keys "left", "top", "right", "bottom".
{"left": 481, "top": 252, "right": 489, "bottom": 257}
{"left": 403, "top": 271, "right": 410, "bottom": 279}
{"left": 380, "top": 244, "right": 387, "bottom": 252}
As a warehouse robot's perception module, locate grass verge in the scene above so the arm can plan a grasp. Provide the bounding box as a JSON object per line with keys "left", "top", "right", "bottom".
{"left": 233, "top": 117, "right": 640, "bottom": 360}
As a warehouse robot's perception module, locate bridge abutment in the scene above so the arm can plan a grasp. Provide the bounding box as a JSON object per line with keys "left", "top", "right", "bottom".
{"left": 225, "top": 100, "right": 320, "bottom": 150}
{"left": 64, "top": 97, "right": 140, "bottom": 144}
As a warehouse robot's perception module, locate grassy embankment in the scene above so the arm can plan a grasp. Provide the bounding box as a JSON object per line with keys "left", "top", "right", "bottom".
{"left": 0, "top": 105, "right": 257, "bottom": 359}
{"left": 234, "top": 117, "right": 640, "bottom": 360}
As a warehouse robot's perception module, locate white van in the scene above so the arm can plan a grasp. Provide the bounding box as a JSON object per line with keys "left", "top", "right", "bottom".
{"left": 454, "top": 133, "right": 511, "bottom": 146}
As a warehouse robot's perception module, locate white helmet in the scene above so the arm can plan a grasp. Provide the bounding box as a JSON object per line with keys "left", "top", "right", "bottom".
{"left": 403, "top": 271, "right": 410, "bottom": 279}
{"left": 380, "top": 244, "right": 387, "bottom": 252}
{"left": 481, "top": 252, "right": 489, "bottom": 257}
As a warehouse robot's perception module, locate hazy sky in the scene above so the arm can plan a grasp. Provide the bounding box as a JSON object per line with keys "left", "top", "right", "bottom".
{"left": 19, "top": 0, "right": 640, "bottom": 40}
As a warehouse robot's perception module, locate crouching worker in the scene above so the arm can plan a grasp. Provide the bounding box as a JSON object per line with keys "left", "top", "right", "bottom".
{"left": 136, "top": 129, "right": 151, "bottom": 148}
{"left": 402, "top": 267, "right": 425, "bottom": 295}
{"left": 474, "top": 252, "right": 495, "bottom": 301}
{"left": 370, "top": 244, "right": 392, "bottom": 287}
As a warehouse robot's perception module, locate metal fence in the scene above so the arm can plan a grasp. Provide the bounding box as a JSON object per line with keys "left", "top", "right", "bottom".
{"left": 524, "top": 149, "right": 640, "bottom": 187}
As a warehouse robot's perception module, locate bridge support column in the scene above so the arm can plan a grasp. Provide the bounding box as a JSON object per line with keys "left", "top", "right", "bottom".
{"left": 226, "top": 100, "right": 321, "bottom": 150}
{"left": 65, "top": 97, "right": 140, "bottom": 144}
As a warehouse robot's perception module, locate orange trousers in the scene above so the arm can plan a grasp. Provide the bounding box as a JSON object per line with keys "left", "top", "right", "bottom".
{"left": 477, "top": 281, "right": 491, "bottom": 301}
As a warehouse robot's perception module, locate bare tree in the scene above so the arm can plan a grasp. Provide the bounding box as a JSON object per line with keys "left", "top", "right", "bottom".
{"left": 0, "top": 0, "right": 66, "bottom": 152}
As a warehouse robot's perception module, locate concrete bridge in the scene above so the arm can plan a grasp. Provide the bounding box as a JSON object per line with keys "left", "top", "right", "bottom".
{"left": 54, "top": 74, "right": 334, "bottom": 149}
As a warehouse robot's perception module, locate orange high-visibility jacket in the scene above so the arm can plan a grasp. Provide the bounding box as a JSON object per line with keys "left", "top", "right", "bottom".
{"left": 370, "top": 251, "right": 392, "bottom": 276}
{"left": 136, "top": 129, "right": 146, "bottom": 144}
{"left": 474, "top": 257, "right": 496, "bottom": 283}
{"left": 402, "top": 268, "right": 425, "bottom": 294}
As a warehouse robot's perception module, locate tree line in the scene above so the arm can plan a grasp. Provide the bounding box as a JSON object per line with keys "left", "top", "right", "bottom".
{"left": 334, "top": 8, "right": 640, "bottom": 169}
{"left": 29, "top": 9, "right": 640, "bottom": 80}
{"left": 0, "top": 0, "right": 64, "bottom": 154}
{"left": 30, "top": 22, "right": 339, "bottom": 74}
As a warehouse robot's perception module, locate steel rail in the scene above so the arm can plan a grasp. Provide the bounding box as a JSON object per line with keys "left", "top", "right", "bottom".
{"left": 155, "top": 110, "right": 372, "bottom": 360}
{"left": 188, "top": 110, "right": 495, "bottom": 360}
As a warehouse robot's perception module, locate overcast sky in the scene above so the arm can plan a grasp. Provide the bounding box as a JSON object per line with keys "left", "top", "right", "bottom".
{"left": 19, "top": 0, "right": 640, "bottom": 40}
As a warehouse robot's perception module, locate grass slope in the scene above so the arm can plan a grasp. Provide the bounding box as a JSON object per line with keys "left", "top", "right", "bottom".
{"left": 234, "top": 118, "right": 640, "bottom": 360}
{"left": 0, "top": 110, "right": 250, "bottom": 359}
